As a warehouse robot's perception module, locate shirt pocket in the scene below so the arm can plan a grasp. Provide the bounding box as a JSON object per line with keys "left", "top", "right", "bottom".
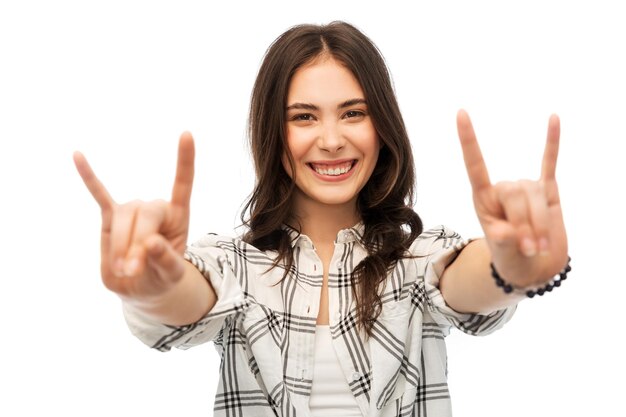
{"left": 371, "top": 300, "right": 422, "bottom": 410}
{"left": 240, "top": 303, "right": 286, "bottom": 408}
{"left": 376, "top": 387, "right": 418, "bottom": 417}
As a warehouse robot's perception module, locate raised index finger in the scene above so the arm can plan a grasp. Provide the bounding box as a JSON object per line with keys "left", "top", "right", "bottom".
{"left": 457, "top": 109, "right": 491, "bottom": 191}
{"left": 73, "top": 151, "right": 115, "bottom": 211}
{"left": 170, "top": 132, "right": 195, "bottom": 208}
{"left": 541, "top": 114, "right": 560, "bottom": 181}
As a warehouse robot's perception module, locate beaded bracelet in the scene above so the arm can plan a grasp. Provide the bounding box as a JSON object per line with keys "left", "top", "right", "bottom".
{"left": 490, "top": 257, "right": 572, "bottom": 298}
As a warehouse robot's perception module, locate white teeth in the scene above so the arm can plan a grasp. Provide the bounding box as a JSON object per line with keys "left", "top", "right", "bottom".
{"left": 312, "top": 162, "right": 353, "bottom": 176}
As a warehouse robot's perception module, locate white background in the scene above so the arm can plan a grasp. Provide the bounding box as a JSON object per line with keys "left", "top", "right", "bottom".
{"left": 1, "top": 1, "right": 624, "bottom": 416}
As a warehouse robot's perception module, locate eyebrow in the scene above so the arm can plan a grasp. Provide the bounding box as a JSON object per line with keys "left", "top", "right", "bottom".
{"left": 286, "top": 98, "right": 367, "bottom": 111}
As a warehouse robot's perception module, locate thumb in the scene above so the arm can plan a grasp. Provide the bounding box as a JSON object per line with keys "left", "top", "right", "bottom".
{"left": 145, "top": 234, "right": 186, "bottom": 283}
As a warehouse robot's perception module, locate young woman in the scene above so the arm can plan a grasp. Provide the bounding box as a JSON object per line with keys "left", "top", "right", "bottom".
{"left": 74, "top": 21, "right": 569, "bottom": 417}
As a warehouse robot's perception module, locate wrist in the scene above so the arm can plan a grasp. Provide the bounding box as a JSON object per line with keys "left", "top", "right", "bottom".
{"left": 123, "top": 262, "right": 211, "bottom": 325}
{"left": 491, "top": 256, "right": 572, "bottom": 298}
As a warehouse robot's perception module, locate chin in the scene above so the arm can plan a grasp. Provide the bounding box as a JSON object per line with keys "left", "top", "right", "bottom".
{"left": 309, "top": 191, "right": 358, "bottom": 207}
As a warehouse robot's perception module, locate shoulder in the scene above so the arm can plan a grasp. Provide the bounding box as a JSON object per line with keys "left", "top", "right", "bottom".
{"left": 187, "top": 233, "right": 286, "bottom": 286}
{"left": 190, "top": 233, "right": 267, "bottom": 253}
{"left": 188, "top": 233, "right": 280, "bottom": 269}
{"left": 408, "top": 225, "right": 464, "bottom": 256}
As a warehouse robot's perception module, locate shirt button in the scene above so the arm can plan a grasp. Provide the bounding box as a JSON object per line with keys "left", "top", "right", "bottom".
{"left": 336, "top": 261, "right": 343, "bottom": 270}
{"left": 352, "top": 372, "right": 361, "bottom": 381}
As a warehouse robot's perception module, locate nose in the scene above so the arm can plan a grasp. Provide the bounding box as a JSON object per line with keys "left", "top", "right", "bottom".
{"left": 317, "top": 122, "right": 345, "bottom": 153}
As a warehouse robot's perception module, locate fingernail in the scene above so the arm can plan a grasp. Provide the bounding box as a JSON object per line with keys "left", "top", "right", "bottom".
{"left": 114, "top": 258, "right": 125, "bottom": 277}
{"left": 522, "top": 238, "right": 537, "bottom": 257}
{"left": 124, "top": 258, "right": 139, "bottom": 276}
{"left": 538, "top": 238, "right": 549, "bottom": 255}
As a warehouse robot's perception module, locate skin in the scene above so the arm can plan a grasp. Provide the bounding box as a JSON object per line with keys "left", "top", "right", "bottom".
{"left": 74, "top": 58, "right": 568, "bottom": 326}
{"left": 440, "top": 110, "right": 568, "bottom": 313}
{"left": 283, "top": 57, "right": 380, "bottom": 324}
{"left": 73, "top": 135, "right": 215, "bottom": 326}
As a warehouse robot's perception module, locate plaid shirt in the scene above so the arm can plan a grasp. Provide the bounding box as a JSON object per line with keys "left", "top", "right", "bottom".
{"left": 124, "top": 224, "right": 515, "bottom": 417}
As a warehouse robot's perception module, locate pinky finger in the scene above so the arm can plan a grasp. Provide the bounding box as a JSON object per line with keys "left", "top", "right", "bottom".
{"left": 541, "top": 114, "right": 560, "bottom": 181}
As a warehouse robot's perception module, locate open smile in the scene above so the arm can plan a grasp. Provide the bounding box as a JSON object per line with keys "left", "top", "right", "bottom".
{"left": 307, "top": 159, "right": 357, "bottom": 177}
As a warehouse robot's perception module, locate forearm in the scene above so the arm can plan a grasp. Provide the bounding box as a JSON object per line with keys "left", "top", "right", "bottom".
{"left": 123, "top": 261, "right": 217, "bottom": 326}
{"left": 439, "top": 239, "right": 524, "bottom": 314}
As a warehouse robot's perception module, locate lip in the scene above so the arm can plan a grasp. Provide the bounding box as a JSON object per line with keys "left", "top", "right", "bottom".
{"left": 308, "top": 158, "right": 355, "bottom": 166}
{"left": 307, "top": 159, "right": 358, "bottom": 182}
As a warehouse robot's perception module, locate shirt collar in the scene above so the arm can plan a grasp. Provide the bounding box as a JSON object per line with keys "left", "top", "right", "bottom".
{"left": 283, "top": 222, "right": 365, "bottom": 248}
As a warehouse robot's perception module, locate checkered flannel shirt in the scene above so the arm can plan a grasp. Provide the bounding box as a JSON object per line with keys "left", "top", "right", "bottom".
{"left": 124, "top": 224, "right": 515, "bottom": 417}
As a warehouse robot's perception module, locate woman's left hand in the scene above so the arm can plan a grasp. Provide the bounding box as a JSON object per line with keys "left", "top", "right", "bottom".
{"left": 456, "top": 110, "right": 569, "bottom": 288}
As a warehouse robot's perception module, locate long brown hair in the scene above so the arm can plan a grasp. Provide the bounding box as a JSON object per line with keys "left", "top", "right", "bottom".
{"left": 241, "top": 21, "right": 422, "bottom": 336}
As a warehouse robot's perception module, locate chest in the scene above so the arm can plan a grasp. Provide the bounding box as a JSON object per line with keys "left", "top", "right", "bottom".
{"left": 231, "top": 246, "right": 436, "bottom": 417}
{"left": 314, "top": 242, "right": 336, "bottom": 325}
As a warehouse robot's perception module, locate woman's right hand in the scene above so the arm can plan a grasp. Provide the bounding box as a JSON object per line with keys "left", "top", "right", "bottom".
{"left": 74, "top": 132, "right": 196, "bottom": 304}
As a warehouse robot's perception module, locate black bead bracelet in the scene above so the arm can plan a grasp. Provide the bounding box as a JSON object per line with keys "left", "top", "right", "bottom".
{"left": 490, "top": 257, "right": 572, "bottom": 298}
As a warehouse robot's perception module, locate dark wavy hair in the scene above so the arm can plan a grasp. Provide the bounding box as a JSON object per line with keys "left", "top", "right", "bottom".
{"left": 241, "top": 21, "right": 423, "bottom": 336}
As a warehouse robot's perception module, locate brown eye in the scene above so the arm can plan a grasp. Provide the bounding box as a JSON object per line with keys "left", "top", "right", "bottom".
{"left": 344, "top": 110, "right": 365, "bottom": 119}
{"left": 291, "top": 113, "right": 314, "bottom": 121}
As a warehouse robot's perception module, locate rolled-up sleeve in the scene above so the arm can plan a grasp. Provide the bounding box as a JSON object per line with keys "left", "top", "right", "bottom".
{"left": 421, "top": 226, "right": 516, "bottom": 336}
{"left": 123, "top": 234, "right": 250, "bottom": 351}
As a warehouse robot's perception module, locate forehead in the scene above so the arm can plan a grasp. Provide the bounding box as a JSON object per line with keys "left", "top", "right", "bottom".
{"left": 287, "top": 58, "right": 365, "bottom": 106}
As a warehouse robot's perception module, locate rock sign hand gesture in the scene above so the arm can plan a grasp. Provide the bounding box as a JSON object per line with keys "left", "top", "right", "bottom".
{"left": 457, "top": 110, "right": 568, "bottom": 287}
{"left": 73, "top": 133, "right": 196, "bottom": 303}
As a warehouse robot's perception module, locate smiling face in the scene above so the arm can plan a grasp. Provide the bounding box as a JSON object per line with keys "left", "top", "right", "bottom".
{"left": 283, "top": 57, "right": 380, "bottom": 219}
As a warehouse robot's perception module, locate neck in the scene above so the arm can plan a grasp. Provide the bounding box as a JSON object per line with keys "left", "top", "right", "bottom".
{"left": 290, "top": 191, "right": 360, "bottom": 246}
